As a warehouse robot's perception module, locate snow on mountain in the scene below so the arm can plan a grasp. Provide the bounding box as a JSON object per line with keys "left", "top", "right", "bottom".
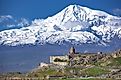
{"left": 0, "top": 5, "right": 121, "bottom": 46}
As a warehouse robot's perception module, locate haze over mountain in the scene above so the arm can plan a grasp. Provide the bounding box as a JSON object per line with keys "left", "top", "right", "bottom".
{"left": 0, "top": 5, "right": 121, "bottom": 47}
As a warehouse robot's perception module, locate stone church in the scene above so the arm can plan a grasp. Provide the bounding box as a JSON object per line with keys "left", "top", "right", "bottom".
{"left": 50, "top": 47, "right": 76, "bottom": 66}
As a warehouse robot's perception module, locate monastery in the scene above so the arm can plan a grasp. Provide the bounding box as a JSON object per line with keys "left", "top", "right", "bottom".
{"left": 40, "top": 47, "right": 121, "bottom": 67}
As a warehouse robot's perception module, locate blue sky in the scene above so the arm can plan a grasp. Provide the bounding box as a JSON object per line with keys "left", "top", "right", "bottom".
{"left": 0, "top": 0, "right": 121, "bottom": 30}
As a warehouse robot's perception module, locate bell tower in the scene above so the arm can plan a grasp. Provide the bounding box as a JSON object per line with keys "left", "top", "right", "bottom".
{"left": 68, "top": 46, "right": 75, "bottom": 66}
{"left": 68, "top": 46, "right": 75, "bottom": 60}
{"left": 69, "top": 46, "right": 75, "bottom": 54}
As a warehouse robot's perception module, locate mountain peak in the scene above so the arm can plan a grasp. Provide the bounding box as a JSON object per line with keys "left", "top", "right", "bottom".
{"left": 44, "top": 4, "right": 118, "bottom": 27}
{"left": 66, "top": 4, "right": 90, "bottom": 12}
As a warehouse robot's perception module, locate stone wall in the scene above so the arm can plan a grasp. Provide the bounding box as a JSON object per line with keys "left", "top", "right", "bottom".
{"left": 50, "top": 55, "right": 68, "bottom": 66}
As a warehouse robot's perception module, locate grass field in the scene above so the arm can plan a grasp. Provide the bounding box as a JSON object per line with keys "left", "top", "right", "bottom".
{"left": 80, "top": 67, "right": 110, "bottom": 76}
{"left": 54, "top": 78, "right": 113, "bottom": 80}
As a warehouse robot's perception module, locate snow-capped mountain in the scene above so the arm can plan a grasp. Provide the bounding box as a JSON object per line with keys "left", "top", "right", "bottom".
{"left": 0, "top": 5, "right": 121, "bottom": 46}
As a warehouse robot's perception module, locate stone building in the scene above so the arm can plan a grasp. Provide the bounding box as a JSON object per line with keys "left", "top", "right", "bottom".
{"left": 50, "top": 47, "right": 76, "bottom": 66}
{"left": 49, "top": 47, "right": 106, "bottom": 66}
{"left": 50, "top": 55, "right": 68, "bottom": 66}
{"left": 68, "top": 47, "right": 77, "bottom": 66}
{"left": 68, "top": 46, "right": 76, "bottom": 59}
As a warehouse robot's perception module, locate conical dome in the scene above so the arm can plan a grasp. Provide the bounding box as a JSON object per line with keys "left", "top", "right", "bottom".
{"left": 69, "top": 47, "right": 75, "bottom": 54}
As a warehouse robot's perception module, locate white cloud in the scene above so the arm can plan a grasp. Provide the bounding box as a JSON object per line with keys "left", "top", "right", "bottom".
{"left": 6, "top": 24, "right": 16, "bottom": 28}
{"left": 0, "top": 15, "right": 30, "bottom": 29}
{"left": 113, "top": 8, "right": 121, "bottom": 16}
{"left": 0, "top": 15, "right": 13, "bottom": 19}
{"left": 17, "top": 18, "right": 30, "bottom": 27}
{"left": 0, "top": 15, "right": 13, "bottom": 22}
